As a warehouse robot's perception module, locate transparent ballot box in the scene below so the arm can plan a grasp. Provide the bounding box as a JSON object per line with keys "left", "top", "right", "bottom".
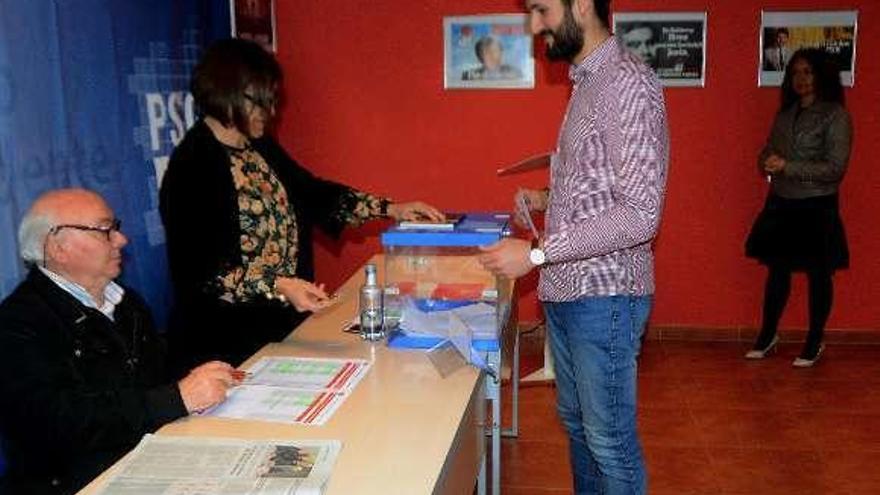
{"left": 381, "top": 213, "right": 519, "bottom": 495}
{"left": 380, "top": 213, "right": 513, "bottom": 355}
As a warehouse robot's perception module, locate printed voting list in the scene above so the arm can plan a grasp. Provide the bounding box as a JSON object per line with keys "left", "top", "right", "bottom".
{"left": 209, "top": 357, "right": 370, "bottom": 425}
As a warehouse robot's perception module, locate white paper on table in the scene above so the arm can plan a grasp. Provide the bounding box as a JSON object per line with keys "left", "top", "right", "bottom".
{"left": 208, "top": 357, "right": 370, "bottom": 425}
{"left": 210, "top": 385, "right": 344, "bottom": 425}
{"left": 246, "top": 356, "right": 370, "bottom": 394}
{"left": 95, "top": 435, "right": 341, "bottom": 495}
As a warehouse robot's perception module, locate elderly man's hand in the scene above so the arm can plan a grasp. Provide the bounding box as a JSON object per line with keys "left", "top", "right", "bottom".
{"left": 386, "top": 201, "right": 445, "bottom": 222}
{"left": 178, "top": 361, "right": 239, "bottom": 413}
{"left": 478, "top": 238, "right": 535, "bottom": 279}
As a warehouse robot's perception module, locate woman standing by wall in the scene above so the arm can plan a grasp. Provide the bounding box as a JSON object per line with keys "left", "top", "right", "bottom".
{"left": 745, "top": 48, "right": 852, "bottom": 367}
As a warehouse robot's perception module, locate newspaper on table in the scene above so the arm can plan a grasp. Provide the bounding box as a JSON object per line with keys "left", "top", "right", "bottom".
{"left": 208, "top": 357, "right": 370, "bottom": 425}
{"left": 95, "top": 435, "right": 341, "bottom": 495}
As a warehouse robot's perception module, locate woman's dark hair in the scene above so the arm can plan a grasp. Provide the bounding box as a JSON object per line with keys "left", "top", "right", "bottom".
{"left": 191, "top": 38, "right": 282, "bottom": 131}
{"left": 780, "top": 48, "right": 845, "bottom": 110}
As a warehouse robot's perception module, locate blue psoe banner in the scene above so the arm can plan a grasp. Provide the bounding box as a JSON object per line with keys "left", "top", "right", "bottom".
{"left": 0, "top": 0, "right": 230, "bottom": 327}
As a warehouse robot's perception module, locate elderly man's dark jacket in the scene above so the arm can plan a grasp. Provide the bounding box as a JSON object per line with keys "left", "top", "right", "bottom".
{"left": 0, "top": 269, "right": 187, "bottom": 494}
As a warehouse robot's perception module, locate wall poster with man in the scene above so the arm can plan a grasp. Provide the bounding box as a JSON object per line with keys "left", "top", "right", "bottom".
{"left": 613, "top": 12, "right": 707, "bottom": 87}
{"left": 443, "top": 14, "right": 534, "bottom": 89}
{"left": 759, "top": 10, "right": 858, "bottom": 87}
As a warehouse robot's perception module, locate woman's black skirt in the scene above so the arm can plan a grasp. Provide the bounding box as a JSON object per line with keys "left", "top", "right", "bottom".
{"left": 746, "top": 193, "right": 849, "bottom": 271}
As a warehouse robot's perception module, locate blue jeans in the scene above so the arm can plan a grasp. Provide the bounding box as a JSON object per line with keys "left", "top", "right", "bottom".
{"left": 544, "top": 295, "right": 652, "bottom": 495}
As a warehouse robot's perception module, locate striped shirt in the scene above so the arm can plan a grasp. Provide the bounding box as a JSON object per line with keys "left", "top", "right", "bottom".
{"left": 39, "top": 267, "right": 125, "bottom": 321}
{"left": 540, "top": 36, "right": 669, "bottom": 301}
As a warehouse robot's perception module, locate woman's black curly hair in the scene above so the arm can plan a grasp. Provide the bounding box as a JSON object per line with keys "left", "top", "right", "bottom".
{"left": 780, "top": 48, "right": 845, "bottom": 110}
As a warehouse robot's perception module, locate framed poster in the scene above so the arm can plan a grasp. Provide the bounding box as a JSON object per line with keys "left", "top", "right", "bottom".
{"left": 443, "top": 15, "right": 534, "bottom": 90}
{"left": 613, "top": 12, "right": 707, "bottom": 87}
{"left": 759, "top": 10, "right": 858, "bottom": 87}
{"left": 231, "top": 0, "right": 276, "bottom": 52}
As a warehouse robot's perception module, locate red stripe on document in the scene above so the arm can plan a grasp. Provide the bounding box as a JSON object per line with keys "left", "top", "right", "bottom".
{"left": 296, "top": 392, "right": 326, "bottom": 423}
{"left": 299, "top": 392, "right": 336, "bottom": 424}
{"left": 326, "top": 362, "right": 356, "bottom": 390}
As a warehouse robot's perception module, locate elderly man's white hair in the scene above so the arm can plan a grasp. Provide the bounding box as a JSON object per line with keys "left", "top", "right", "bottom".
{"left": 17, "top": 188, "right": 104, "bottom": 266}
{"left": 18, "top": 206, "right": 57, "bottom": 266}
{"left": 18, "top": 187, "right": 111, "bottom": 265}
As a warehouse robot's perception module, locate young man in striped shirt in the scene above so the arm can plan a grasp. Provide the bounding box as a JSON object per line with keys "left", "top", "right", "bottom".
{"left": 479, "top": 0, "right": 669, "bottom": 493}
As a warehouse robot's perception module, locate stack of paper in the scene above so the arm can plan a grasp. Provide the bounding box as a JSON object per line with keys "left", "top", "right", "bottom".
{"left": 209, "top": 357, "right": 371, "bottom": 425}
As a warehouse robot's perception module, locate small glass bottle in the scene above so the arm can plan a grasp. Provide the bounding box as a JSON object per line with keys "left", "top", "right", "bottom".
{"left": 359, "top": 263, "right": 384, "bottom": 341}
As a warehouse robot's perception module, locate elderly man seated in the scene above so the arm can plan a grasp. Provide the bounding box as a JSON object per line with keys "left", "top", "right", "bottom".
{"left": 0, "top": 189, "right": 240, "bottom": 494}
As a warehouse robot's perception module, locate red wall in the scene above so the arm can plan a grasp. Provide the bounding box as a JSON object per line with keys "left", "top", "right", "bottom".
{"left": 274, "top": 0, "right": 879, "bottom": 332}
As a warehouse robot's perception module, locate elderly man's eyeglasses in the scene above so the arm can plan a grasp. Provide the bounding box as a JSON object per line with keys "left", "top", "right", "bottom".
{"left": 243, "top": 93, "right": 277, "bottom": 113}
{"left": 49, "top": 219, "right": 122, "bottom": 241}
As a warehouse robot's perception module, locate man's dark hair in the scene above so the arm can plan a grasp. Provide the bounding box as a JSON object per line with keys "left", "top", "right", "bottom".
{"left": 191, "top": 38, "right": 282, "bottom": 131}
{"left": 780, "top": 48, "right": 845, "bottom": 110}
{"left": 474, "top": 36, "right": 498, "bottom": 64}
{"left": 776, "top": 27, "right": 790, "bottom": 38}
{"left": 561, "top": 0, "right": 611, "bottom": 29}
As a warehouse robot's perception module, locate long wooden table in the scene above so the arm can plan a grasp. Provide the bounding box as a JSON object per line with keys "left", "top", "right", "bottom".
{"left": 79, "top": 256, "right": 488, "bottom": 494}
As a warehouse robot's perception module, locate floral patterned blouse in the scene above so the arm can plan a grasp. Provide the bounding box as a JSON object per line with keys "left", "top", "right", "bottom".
{"left": 217, "top": 144, "right": 389, "bottom": 303}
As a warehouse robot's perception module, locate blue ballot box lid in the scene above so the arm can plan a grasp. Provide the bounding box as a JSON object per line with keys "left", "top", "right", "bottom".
{"left": 381, "top": 212, "right": 511, "bottom": 247}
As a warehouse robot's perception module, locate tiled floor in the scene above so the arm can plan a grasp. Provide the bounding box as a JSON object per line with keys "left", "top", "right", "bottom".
{"left": 498, "top": 336, "right": 880, "bottom": 494}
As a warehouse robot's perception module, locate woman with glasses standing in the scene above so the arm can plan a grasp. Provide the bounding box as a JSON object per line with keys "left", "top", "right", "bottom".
{"left": 160, "top": 39, "right": 443, "bottom": 370}
{"left": 745, "top": 48, "right": 853, "bottom": 367}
